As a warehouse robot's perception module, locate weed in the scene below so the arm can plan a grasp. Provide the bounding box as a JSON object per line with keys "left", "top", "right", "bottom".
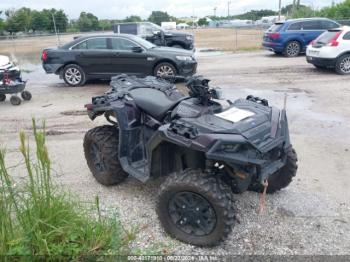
{"left": 0, "top": 120, "right": 148, "bottom": 259}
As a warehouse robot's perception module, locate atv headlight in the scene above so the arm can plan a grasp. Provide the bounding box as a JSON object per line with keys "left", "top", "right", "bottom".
{"left": 176, "top": 55, "right": 193, "bottom": 61}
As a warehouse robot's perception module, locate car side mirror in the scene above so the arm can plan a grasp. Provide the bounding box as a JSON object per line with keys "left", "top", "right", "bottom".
{"left": 132, "top": 46, "right": 143, "bottom": 53}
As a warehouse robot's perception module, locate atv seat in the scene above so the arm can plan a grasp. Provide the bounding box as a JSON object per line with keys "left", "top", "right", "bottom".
{"left": 129, "top": 88, "right": 185, "bottom": 121}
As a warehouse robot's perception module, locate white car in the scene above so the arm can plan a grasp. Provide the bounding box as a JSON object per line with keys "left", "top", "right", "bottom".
{"left": 306, "top": 26, "right": 350, "bottom": 74}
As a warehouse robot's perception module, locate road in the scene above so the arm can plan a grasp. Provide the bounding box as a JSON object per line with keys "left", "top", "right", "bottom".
{"left": 0, "top": 50, "right": 349, "bottom": 255}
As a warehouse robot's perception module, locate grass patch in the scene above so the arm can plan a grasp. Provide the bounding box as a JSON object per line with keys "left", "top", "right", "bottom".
{"left": 0, "top": 120, "right": 149, "bottom": 259}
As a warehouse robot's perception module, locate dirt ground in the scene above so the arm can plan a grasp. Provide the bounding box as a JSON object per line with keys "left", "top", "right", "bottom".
{"left": 0, "top": 50, "right": 350, "bottom": 256}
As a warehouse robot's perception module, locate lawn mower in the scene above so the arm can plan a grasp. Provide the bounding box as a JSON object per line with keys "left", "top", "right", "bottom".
{"left": 0, "top": 55, "right": 31, "bottom": 106}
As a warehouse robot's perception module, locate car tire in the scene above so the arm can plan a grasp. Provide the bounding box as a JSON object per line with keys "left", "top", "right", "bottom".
{"left": 157, "top": 169, "right": 235, "bottom": 247}
{"left": 284, "top": 41, "right": 301, "bottom": 57}
{"left": 21, "top": 90, "right": 32, "bottom": 101}
{"left": 249, "top": 147, "right": 298, "bottom": 194}
{"left": 63, "top": 64, "right": 86, "bottom": 86}
{"left": 335, "top": 54, "right": 350, "bottom": 75}
{"left": 0, "top": 94, "right": 6, "bottom": 102}
{"left": 84, "top": 125, "right": 128, "bottom": 186}
{"left": 154, "top": 62, "right": 177, "bottom": 77}
{"left": 10, "top": 95, "right": 21, "bottom": 106}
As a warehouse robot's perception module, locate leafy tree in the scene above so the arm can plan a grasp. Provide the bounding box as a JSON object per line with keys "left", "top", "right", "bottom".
{"left": 99, "top": 19, "right": 112, "bottom": 31}
{"left": 148, "top": 11, "right": 171, "bottom": 25}
{"left": 38, "top": 9, "right": 68, "bottom": 32}
{"left": 197, "top": 17, "right": 209, "bottom": 26}
{"left": 233, "top": 9, "right": 277, "bottom": 20}
{"left": 291, "top": 6, "right": 315, "bottom": 18}
{"left": 52, "top": 9, "right": 69, "bottom": 32}
{"left": 0, "top": 11, "right": 5, "bottom": 33}
{"left": 124, "top": 15, "right": 142, "bottom": 22}
{"left": 5, "top": 7, "right": 31, "bottom": 32}
{"left": 208, "top": 9, "right": 276, "bottom": 21}
{"left": 318, "top": 0, "right": 350, "bottom": 19}
{"left": 77, "top": 12, "right": 99, "bottom": 31}
{"left": 30, "top": 10, "right": 50, "bottom": 32}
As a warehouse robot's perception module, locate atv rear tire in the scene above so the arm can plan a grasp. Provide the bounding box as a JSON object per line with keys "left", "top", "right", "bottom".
{"left": 157, "top": 169, "right": 235, "bottom": 246}
{"left": 250, "top": 147, "right": 298, "bottom": 194}
{"left": 84, "top": 125, "right": 128, "bottom": 186}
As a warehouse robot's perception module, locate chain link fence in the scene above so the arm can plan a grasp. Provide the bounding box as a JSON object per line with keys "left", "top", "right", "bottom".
{"left": 186, "top": 28, "right": 265, "bottom": 52}
{"left": 1, "top": 20, "right": 349, "bottom": 63}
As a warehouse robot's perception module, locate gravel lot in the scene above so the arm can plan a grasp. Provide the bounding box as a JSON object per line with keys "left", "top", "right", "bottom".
{"left": 0, "top": 50, "right": 349, "bottom": 255}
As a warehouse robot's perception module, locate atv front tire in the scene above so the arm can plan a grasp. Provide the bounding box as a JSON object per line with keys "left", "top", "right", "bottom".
{"left": 250, "top": 147, "right": 298, "bottom": 194}
{"left": 84, "top": 125, "right": 128, "bottom": 186}
{"left": 157, "top": 169, "right": 235, "bottom": 246}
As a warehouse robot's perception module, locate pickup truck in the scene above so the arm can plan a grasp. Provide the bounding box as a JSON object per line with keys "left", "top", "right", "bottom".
{"left": 113, "top": 22, "right": 194, "bottom": 50}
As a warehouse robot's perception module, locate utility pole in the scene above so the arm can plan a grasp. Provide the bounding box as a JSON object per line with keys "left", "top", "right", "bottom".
{"left": 213, "top": 7, "right": 217, "bottom": 17}
{"left": 292, "top": 0, "right": 296, "bottom": 16}
{"left": 227, "top": 1, "right": 231, "bottom": 18}
{"left": 278, "top": 0, "right": 282, "bottom": 20}
{"left": 52, "top": 13, "right": 61, "bottom": 46}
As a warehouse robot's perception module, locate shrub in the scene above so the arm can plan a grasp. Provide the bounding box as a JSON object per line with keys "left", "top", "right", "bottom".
{"left": 0, "top": 120, "right": 135, "bottom": 259}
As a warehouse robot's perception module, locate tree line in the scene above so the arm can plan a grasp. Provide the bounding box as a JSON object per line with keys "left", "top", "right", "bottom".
{"left": 0, "top": 8, "right": 184, "bottom": 35}
{"left": 283, "top": 0, "right": 350, "bottom": 19}
{"left": 0, "top": 1, "right": 349, "bottom": 35}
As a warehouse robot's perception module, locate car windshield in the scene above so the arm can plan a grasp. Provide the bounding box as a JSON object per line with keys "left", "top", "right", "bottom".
{"left": 149, "top": 23, "right": 163, "bottom": 32}
{"left": 316, "top": 30, "right": 341, "bottom": 44}
{"left": 127, "top": 34, "right": 156, "bottom": 49}
{"left": 268, "top": 23, "right": 284, "bottom": 32}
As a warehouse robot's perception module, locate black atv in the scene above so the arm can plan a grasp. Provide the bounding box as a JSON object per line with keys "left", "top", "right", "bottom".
{"left": 83, "top": 74, "right": 298, "bottom": 246}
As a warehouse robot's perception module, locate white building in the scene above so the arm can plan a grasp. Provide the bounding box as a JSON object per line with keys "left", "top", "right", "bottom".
{"left": 161, "top": 22, "right": 177, "bottom": 30}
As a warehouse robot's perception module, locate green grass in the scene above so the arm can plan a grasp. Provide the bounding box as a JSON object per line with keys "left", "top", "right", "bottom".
{"left": 0, "top": 119, "right": 150, "bottom": 259}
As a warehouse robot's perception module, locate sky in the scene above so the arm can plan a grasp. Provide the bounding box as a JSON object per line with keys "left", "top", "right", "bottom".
{"left": 0, "top": 0, "right": 344, "bottom": 20}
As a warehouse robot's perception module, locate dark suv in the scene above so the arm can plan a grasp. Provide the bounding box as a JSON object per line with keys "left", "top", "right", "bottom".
{"left": 114, "top": 22, "right": 194, "bottom": 50}
{"left": 262, "top": 18, "right": 340, "bottom": 57}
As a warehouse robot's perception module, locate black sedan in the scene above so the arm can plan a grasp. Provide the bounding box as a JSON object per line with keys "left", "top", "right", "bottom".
{"left": 42, "top": 34, "right": 197, "bottom": 86}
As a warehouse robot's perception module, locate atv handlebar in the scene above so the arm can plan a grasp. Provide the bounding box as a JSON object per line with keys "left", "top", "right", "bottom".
{"left": 160, "top": 75, "right": 221, "bottom": 105}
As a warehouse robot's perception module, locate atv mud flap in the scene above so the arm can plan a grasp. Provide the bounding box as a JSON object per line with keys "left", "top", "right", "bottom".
{"left": 259, "top": 160, "right": 285, "bottom": 183}
{"left": 113, "top": 102, "right": 149, "bottom": 182}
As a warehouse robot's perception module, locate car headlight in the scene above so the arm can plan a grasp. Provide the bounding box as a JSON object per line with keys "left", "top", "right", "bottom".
{"left": 186, "top": 35, "right": 193, "bottom": 41}
{"left": 176, "top": 56, "right": 193, "bottom": 61}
